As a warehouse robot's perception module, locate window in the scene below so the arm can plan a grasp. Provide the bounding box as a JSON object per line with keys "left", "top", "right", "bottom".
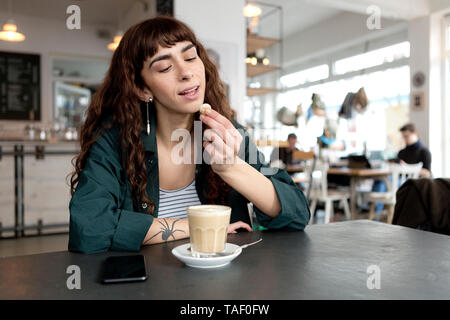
{"left": 280, "top": 64, "right": 329, "bottom": 88}
{"left": 334, "top": 42, "right": 410, "bottom": 75}
{"left": 444, "top": 21, "right": 450, "bottom": 176}
{"left": 447, "top": 24, "right": 450, "bottom": 51}
{"left": 277, "top": 66, "right": 410, "bottom": 153}
{"left": 273, "top": 40, "right": 410, "bottom": 153}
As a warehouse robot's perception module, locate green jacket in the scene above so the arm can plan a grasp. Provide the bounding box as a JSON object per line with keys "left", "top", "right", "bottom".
{"left": 68, "top": 106, "right": 310, "bottom": 254}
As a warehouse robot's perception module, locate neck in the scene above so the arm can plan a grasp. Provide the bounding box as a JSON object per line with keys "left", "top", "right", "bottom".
{"left": 408, "top": 137, "right": 419, "bottom": 146}
{"left": 154, "top": 103, "right": 194, "bottom": 150}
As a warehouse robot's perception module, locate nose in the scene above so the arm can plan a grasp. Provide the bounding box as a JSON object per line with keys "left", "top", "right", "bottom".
{"left": 178, "top": 62, "right": 193, "bottom": 81}
{"left": 180, "top": 70, "right": 193, "bottom": 81}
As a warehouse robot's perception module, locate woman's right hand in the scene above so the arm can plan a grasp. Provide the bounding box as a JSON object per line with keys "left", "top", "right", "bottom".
{"left": 227, "top": 221, "right": 252, "bottom": 233}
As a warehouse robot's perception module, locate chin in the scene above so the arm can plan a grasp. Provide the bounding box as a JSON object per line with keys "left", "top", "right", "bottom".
{"left": 174, "top": 103, "right": 202, "bottom": 115}
{"left": 180, "top": 99, "right": 205, "bottom": 113}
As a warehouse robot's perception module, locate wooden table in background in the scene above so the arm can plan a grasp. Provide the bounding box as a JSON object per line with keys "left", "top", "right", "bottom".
{"left": 285, "top": 165, "right": 305, "bottom": 174}
{"left": 327, "top": 168, "right": 391, "bottom": 219}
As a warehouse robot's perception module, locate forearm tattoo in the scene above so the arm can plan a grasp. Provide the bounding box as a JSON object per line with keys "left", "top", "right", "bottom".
{"left": 143, "top": 218, "right": 185, "bottom": 244}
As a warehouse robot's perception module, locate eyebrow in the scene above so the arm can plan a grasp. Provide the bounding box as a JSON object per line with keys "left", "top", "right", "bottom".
{"left": 149, "top": 43, "right": 196, "bottom": 68}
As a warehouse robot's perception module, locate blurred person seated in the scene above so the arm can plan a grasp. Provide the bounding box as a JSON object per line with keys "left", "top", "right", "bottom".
{"left": 394, "top": 123, "right": 431, "bottom": 178}
{"left": 372, "top": 123, "right": 432, "bottom": 212}
{"left": 318, "top": 118, "right": 345, "bottom": 152}
{"left": 319, "top": 118, "right": 349, "bottom": 189}
{"left": 270, "top": 133, "right": 302, "bottom": 170}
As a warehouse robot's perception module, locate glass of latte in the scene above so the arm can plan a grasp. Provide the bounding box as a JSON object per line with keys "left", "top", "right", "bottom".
{"left": 187, "top": 205, "right": 231, "bottom": 257}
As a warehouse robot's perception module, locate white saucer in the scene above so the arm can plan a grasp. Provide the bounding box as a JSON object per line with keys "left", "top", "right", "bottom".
{"left": 171, "top": 243, "right": 242, "bottom": 268}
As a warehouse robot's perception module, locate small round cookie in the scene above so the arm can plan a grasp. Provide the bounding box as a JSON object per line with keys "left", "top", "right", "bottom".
{"left": 200, "top": 103, "right": 212, "bottom": 115}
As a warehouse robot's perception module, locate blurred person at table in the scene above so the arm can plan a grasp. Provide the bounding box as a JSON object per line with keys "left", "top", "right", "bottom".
{"left": 318, "top": 118, "right": 345, "bottom": 152}
{"left": 300, "top": 93, "right": 326, "bottom": 151}
{"left": 320, "top": 118, "right": 351, "bottom": 188}
{"left": 395, "top": 123, "right": 431, "bottom": 178}
{"left": 270, "top": 133, "right": 302, "bottom": 170}
{"left": 67, "top": 16, "right": 310, "bottom": 254}
{"left": 372, "top": 123, "right": 432, "bottom": 212}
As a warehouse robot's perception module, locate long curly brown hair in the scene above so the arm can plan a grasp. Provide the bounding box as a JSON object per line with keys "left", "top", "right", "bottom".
{"left": 69, "top": 16, "right": 233, "bottom": 215}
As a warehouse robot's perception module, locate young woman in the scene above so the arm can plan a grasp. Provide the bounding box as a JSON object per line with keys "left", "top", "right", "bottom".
{"left": 68, "top": 16, "right": 310, "bottom": 254}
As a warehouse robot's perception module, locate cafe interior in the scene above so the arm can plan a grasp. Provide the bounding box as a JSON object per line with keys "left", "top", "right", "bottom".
{"left": 0, "top": 0, "right": 449, "bottom": 286}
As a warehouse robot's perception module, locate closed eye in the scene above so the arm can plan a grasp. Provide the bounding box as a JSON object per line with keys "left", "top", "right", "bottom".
{"left": 159, "top": 66, "right": 171, "bottom": 73}
{"left": 159, "top": 57, "right": 196, "bottom": 72}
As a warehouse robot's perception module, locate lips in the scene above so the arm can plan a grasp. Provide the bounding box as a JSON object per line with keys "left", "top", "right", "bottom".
{"left": 178, "top": 85, "right": 200, "bottom": 95}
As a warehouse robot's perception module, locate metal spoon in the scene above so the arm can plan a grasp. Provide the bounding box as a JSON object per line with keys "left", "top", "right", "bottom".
{"left": 187, "top": 238, "right": 262, "bottom": 257}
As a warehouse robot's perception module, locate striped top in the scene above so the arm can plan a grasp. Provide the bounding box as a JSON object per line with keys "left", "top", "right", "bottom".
{"left": 158, "top": 179, "right": 201, "bottom": 219}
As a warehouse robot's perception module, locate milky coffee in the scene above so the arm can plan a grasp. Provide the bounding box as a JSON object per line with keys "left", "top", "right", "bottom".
{"left": 187, "top": 205, "right": 231, "bottom": 255}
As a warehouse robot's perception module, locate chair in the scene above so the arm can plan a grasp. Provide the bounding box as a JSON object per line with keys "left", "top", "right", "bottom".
{"left": 291, "top": 150, "right": 316, "bottom": 202}
{"left": 309, "top": 161, "right": 351, "bottom": 224}
{"left": 393, "top": 178, "right": 450, "bottom": 235}
{"left": 367, "top": 162, "right": 422, "bottom": 224}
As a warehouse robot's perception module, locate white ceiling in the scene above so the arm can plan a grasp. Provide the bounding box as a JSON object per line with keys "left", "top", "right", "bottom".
{"left": 253, "top": 0, "right": 443, "bottom": 38}
{"left": 0, "top": 0, "right": 139, "bottom": 28}
{"left": 2, "top": 0, "right": 343, "bottom": 39}
{"left": 250, "top": 0, "right": 342, "bottom": 38}
{"left": 1, "top": 0, "right": 440, "bottom": 36}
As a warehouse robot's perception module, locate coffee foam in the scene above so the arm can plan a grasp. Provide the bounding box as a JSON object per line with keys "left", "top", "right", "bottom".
{"left": 187, "top": 205, "right": 231, "bottom": 216}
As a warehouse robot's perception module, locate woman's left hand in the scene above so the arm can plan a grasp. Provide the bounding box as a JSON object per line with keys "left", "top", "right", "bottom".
{"left": 227, "top": 221, "right": 252, "bottom": 233}
{"left": 200, "top": 108, "right": 243, "bottom": 174}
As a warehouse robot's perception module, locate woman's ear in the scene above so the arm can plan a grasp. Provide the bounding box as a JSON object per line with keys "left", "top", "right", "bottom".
{"left": 135, "top": 85, "right": 153, "bottom": 102}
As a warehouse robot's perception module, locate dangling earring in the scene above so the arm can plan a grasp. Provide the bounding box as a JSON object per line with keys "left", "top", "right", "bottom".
{"left": 146, "top": 97, "right": 153, "bottom": 136}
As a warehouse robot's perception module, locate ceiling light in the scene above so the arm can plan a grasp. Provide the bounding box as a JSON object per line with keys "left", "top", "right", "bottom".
{"left": 0, "top": 19, "right": 25, "bottom": 42}
{"left": 107, "top": 33, "right": 122, "bottom": 51}
{"left": 243, "top": 3, "right": 262, "bottom": 17}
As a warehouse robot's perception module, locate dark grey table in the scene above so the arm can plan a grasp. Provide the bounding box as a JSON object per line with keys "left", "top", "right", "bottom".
{"left": 1, "top": 220, "right": 449, "bottom": 299}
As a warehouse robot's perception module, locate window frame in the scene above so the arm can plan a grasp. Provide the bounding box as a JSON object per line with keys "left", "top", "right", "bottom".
{"left": 280, "top": 64, "right": 329, "bottom": 88}
{"left": 280, "top": 41, "right": 410, "bottom": 92}
{"left": 333, "top": 41, "right": 410, "bottom": 76}
{"left": 443, "top": 16, "right": 450, "bottom": 177}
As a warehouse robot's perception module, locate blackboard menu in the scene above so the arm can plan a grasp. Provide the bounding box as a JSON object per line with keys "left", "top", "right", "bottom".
{"left": 0, "top": 51, "right": 40, "bottom": 120}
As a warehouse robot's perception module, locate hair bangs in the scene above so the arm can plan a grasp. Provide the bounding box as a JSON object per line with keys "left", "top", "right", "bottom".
{"left": 139, "top": 17, "right": 197, "bottom": 64}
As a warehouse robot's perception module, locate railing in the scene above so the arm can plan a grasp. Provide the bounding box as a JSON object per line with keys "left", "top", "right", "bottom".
{"left": 0, "top": 144, "right": 78, "bottom": 239}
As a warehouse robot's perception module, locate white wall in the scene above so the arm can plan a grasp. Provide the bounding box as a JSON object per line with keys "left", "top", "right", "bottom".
{"left": 122, "top": 0, "right": 157, "bottom": 30}
{"left": 430, "top": 0, "right": 450, "bottom": 12}
{"left": 408, "top": 7, "right": 450, "bottom": 177}
{"left": 174, "top": 0, "right": 246, "bottom": 124}
{"left": 408, "top": 16, "right": 431, "bottom": 147}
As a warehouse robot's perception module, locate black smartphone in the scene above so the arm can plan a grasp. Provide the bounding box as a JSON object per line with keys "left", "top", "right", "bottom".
{"left": 102, "top": 255, "right": 148, "bottom": 284}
